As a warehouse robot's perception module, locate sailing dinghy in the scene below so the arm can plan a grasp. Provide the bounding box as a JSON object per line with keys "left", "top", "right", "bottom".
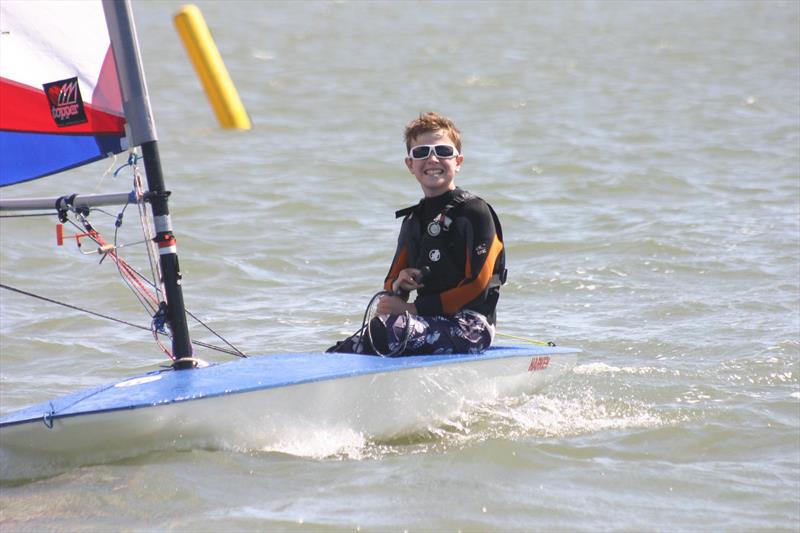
{"left": 0, "top": 0, "right": 579, "bottom": 477}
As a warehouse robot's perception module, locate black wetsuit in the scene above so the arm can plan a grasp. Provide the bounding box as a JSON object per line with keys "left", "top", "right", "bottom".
{"left": 384, "top": 187, "right": 506, "bottom": 324}
{"left": 328, "top": 187, "right": 506, "bottom": 356}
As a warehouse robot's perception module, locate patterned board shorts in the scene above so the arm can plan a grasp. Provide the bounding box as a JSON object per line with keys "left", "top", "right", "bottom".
{"left": 328, "top": 310, "right": 495, "bottom": 356}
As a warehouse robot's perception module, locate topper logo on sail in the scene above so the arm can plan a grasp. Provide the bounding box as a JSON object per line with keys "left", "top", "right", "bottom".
{"left": 42, "top": 77, "right": 88, "bottom": 127}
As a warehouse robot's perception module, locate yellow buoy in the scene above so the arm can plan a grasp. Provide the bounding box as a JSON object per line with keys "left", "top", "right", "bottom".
{"left": 174, "top": 4, "right": 251, "bottom": 130}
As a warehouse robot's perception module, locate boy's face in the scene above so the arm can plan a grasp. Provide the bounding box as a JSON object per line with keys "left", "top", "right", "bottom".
{"left": 405, "top": 129, "right": 464, "bottom": 198}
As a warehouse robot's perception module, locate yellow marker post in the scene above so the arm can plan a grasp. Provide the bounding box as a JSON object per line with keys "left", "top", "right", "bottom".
{"left": 174, "top": 4, "right": 251, "bottom": 130}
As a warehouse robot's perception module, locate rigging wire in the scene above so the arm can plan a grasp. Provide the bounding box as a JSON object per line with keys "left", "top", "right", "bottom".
{"left": 1, "top": 283, "right": 149, "bottom": 332}
{"left": 3, "top": 153, "right": 246, "bottom": 360}
{"left": 185, "top": 308, "right": 248, "bottom": 358}
{"left": 0, "top": 283, "right": 245, "bottom": 358}
{"left": 65, "top": 214, "right": 159, "bottom": 316}
{"left": 64, "top": 207, "right": 248, "bottom": 359}
{"left": 60, "top": 210, "right": 247, "bottom": 359}
{"left": 58, "top": 156, "right": 171, "bottom": 356}
{"left": 131, "top": 164, "right": 164, "bottom": 305}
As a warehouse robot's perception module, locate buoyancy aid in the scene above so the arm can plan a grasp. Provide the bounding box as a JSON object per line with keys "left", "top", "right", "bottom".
{"left": 394, "top": 188, "right": 507, "bottom": 323}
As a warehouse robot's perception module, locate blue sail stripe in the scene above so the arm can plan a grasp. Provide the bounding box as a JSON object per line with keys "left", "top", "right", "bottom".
{"left": 0, "top": 131, "right": 125, "bottom": 187}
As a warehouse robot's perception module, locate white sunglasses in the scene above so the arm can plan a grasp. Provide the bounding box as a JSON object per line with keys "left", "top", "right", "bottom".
{"left": 408, "top": 144, "right": 459, "bottom": 160}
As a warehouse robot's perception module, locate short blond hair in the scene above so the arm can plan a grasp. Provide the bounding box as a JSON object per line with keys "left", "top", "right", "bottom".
{"left": 404, "top": 112, "right": 462, "bottom": 153}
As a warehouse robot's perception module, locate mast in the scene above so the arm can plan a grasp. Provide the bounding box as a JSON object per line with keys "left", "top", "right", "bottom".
{"left": 103, "top": 0, "right": 192, "bottom": 366}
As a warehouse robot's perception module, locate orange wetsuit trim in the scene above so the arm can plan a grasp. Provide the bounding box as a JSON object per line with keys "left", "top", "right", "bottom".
{"left": 383, "top": 246, "right": 409, "bottom": 292}
{"left": 440, "top": 234, "right": 503, "bottom": 315}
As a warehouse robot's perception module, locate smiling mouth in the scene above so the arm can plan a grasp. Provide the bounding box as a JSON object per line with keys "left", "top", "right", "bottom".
{"left": 424, "top": 169, "right": 444, "bottom": 176}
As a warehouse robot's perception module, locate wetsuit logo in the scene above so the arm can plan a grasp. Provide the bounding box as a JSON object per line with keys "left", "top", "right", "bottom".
{"left": 429, "top": 249, "right": 441, "bottom": 262}
{"left": 427, "top": 221, "right": 441, "bottom": 236}
{"left": 43, "top": 77, "right": 87, "bottom": 127}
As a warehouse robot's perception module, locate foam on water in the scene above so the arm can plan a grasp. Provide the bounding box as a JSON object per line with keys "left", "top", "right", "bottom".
{"left": 204, "top": 380, "right": 671, "bottom": 462}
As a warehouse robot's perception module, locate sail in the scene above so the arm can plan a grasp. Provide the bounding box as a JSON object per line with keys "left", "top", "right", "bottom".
{"left": 0, "top": 0, "right": 128, "bottom": 187}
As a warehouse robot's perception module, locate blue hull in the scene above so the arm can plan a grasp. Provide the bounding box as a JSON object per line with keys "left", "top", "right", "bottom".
{"left": 1, "top": 345, "right": 578, "bottom": 428}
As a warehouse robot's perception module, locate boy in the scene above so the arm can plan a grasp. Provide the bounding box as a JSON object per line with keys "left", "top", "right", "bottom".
{"left": 330, "top": 112, "right": 506, "bottom": 355}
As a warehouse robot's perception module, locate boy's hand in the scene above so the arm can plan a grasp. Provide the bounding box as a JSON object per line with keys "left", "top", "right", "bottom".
{"left": 377, "top": 295, "right": 417, "bottom": 316}
{"left": 392, "top": 268, "right": 425, "bottom": 293}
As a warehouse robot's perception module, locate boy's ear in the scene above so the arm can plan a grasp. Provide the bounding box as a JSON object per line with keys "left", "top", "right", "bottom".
{"left": 405, "top": 157, "right": 413, "bottom": 172}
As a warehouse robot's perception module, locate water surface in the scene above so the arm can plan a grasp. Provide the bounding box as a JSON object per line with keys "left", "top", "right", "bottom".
{"left": 1, "top": 1, "right": 798, "bottom": 530}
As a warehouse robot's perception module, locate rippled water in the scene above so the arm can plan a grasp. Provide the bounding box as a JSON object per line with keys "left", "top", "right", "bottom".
{"left": 1, "top": 0, "right": 798, "bottom": 530}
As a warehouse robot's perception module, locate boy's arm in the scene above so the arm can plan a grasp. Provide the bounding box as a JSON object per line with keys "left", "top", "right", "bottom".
{"left": 383, "top": 220, "right": 412, "bottom": 292}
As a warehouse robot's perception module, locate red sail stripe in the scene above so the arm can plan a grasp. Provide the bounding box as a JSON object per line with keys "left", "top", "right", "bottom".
{"left": 0, "top": 77, "right": 125, "bottom": 135}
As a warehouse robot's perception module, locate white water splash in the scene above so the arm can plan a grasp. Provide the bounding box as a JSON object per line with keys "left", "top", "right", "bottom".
{"left": 256, "top": 427, "right": 369, "bottom": 459}
{"left": 573, "top": 362, "right": 679, "bottom": 376}
{"left": 200, "top": 388, "right": 669, "bottom": 463}
{"left": 475, "top": 391, "right": 665, "bottom": 439}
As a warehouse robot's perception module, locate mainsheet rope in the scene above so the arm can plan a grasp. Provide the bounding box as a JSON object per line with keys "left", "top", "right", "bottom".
{"left": 494, "top": 331, "right": 556, "bottom": 346}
